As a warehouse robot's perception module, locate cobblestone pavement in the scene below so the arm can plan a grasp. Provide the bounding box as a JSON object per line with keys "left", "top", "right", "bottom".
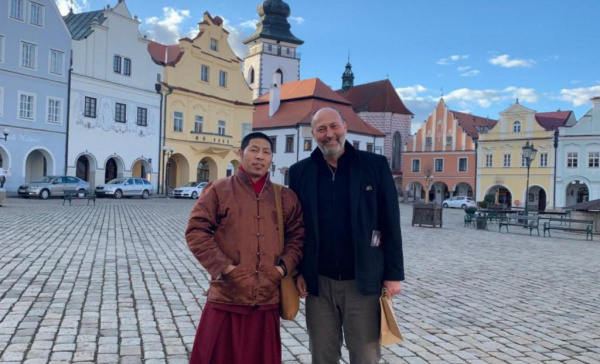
{"left": 0, "top": 197, "right": 599, "bottom": 364}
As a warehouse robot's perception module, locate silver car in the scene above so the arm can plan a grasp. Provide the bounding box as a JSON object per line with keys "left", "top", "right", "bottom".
{"left": 173, "top": 181, "right": 207, "bottom": 199}
{"left": 18, "top": 176, "right": 90, "bottom": 200}
{"left": 95, "top": 177, "right": 153, "bottom": 199}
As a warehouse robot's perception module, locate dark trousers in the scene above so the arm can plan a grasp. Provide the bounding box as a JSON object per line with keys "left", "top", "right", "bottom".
{"left": 306, "top": 275, "right": 381, "bottom": 364}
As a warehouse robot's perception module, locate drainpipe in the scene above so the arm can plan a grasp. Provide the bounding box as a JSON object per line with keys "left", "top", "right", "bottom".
{"left": 155, "top": 82, "right": 163, "bottom": 194}
{"left": 64, "top": 51, "right": 73, "bottom": 175}
{"left": 160, "top": 85, "right": 174, "bottom": 194}
{"left": 296, "top": 124, "right": 300, "bottom": 163}
{"left": 473, "top": 137, "right": 478, "bottom": 201}
{"left": 553, "top": 129, "right": 559, "bottom": 209}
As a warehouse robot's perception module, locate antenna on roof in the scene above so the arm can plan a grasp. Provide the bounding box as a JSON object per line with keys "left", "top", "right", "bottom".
{"left": 440, "top": 87, "right": 444, "bottom": 98}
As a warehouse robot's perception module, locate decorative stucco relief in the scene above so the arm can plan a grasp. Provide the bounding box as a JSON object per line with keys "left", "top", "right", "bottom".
{"left": 72, "top": 92, "right": 157, "bottom": 137}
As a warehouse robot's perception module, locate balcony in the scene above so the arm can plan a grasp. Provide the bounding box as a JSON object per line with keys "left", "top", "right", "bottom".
{"left": 247, "top": 44, "right": 301, "bottom": 60}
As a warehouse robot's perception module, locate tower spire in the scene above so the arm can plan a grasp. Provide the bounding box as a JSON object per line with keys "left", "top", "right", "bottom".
{"left": 341, "top": 57, "right": 354, "bottom": 93}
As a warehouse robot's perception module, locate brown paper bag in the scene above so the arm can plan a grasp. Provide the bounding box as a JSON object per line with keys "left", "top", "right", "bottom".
{"left": 380, "top": 288, "right": 403, "bottom": 346}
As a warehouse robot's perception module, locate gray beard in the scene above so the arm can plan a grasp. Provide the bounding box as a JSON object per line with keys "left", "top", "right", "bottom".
{"left": 318, "top": 142, "right": 343, "bottom": 157}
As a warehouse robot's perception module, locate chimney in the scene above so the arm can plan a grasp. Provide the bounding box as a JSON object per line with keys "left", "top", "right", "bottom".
{"left": 269, "top": 74, "right": 281, "bottom": 117}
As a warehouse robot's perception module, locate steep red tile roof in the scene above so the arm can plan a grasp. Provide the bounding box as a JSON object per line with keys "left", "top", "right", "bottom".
{"left": 147, "top": 41, "right": 184, "bottom": 66}
{"left": 450, "top": 110, "right": 497, "bottom": 139}
{"left": 255, "top": 78, "right": 351, "bottom": 105}
{"left": 535, "top": 111, "right": 574, "bottom": 130}
{"left": 253, "top": 79, "right": 384, "bottom": 136}
{"left": 336, "top": 79, "right": 413, "bottom": 115}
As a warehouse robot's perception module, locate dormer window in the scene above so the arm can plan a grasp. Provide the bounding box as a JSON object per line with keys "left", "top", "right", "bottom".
{"left": 513, "top": 121, "right": 521, "bottom": 133}
{"left": 210, "top": 38, "right": 218, "bottom": 51}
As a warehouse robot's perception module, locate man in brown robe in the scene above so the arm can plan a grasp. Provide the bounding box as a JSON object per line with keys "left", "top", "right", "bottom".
{"left": 186, "top": 132, "right": 304, "bottom": 364}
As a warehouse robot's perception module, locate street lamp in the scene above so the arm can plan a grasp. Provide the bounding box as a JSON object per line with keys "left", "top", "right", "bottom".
{"left": 162, "top": 146, "right": 174, "bottom": 196}
{"left": 522, "top": 141, "right": 538, "bottom": 216}
{"left": 1, "top": 128, "right": 9, "bottom": 141}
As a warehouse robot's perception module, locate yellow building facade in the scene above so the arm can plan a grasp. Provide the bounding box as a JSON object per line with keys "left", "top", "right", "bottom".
{"left": 151, "top": 13, "right": 253, "bottom": 192}
{"left": 476, "top": 102, "right": 573, "bottom": 210}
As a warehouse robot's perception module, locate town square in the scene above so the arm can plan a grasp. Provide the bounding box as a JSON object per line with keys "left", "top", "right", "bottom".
{"left": 2, "top": 0, "right": 600, "bottom": 363}
{"left": 0, "top": 198, "right": 599, "bottom": 363}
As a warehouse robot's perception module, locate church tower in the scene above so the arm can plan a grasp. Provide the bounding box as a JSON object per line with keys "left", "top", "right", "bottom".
{"left": 341, "top": 61, "right": 354, "bottom": 93}
{"left": 243, "top": 0, "right": 304, "bottom": 99}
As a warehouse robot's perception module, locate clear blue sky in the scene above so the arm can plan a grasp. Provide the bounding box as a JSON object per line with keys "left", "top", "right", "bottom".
{"left": 56, "top": 0, "right": 600, "bottom": 132}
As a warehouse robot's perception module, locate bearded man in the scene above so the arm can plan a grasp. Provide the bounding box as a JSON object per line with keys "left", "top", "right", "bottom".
{"left": 186, "top": 132, "right": 304, "bottom": 364}
{"left": 289, "top": 107, "right": 404, "bottom": 364}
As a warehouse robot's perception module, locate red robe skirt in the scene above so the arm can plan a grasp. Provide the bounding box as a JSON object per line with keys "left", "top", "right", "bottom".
{"left": 189, "top": 302, "right": 281, "bottom": 364}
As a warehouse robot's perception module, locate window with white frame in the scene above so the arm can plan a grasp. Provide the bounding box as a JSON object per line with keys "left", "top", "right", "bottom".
{"left": 113, "top": 55, "right": 122, "bottom": 73}
{"left": 49, "top": 49, "right": 64, "bottom": 75}
{"left": 285, "top": 135, "right": 294, "bottom": 153}
{"left": 485, "top": 154, "right": 493, "bottom": 168}
{"left": 123, "top": 58, "right": 131, "bottom": 76}
{"left": 194, "top": 115, "right": 203, "bottom": 133}
{"left": 115, "top": 103, "right": 126, "bottom": 123}
{"left": 412, "top": 159, "right": 420, "bottom": 172}
{"left": 46, "top": 97, "right": 61, "bottom": 124}
{"left": 84, "top": 96, "right": 97, "bottom": 118}
{"left": 21, "top": 41, "right": 37, "bottom": 69}
{"left": 458, "top": 157, "right": 467, "bottom": 172}
{"left": 10, "top": 0, "right": 24, "bottom": 20}
{"left": 210, "top": 38, "right": 218, "bottom": 51}
{"left": 503, "top": 154, "right": 511, "bottom": 167}
{"left": 29, "top": 2, "right": 45, "bottom": 27}
{"left": 588, "top": 152, "right": 599, "bottom": 168}
{"left": 269, "top": 136, "right": 277, "bottom": 153}
{"left": 219, "top": 71, "right": 227, "bottom": 87}
{"left": 18, "top": 92, "right": 36, "bottom": 120}
{"left": 352, "top": 141, "right": 360, "bottom": 149}
{"left": 521, "top": 154, "right": 527, "bottom": 167}
{"left": 434, "top": 158, "right": 444, "bottom": 172}
{"left": 0, "top": 35, "right": 5, "bottom": 63}
{"left": 425, "top": 137, "right": 432, "bottom": 147}
{"left": 137, "top": 107, "right": 147, "bottom": 126}
{"left": 201, "top": 65, "right": 209, "bottom": 82}
{"left": 513, "top": 121, "right": 521, "bottom": 132}
{"left": 567, "top": 152, "right": 578, "bottom": 168}
{"left": 0, "top": 88, "right": 4, "bottom": 117}
{"left": 218, "top": 120, "right": 226, "bottom": 135}
{"left": 242, "top": 123, "right": 252, "bottom": 138}
{"left": 366, "top": 143, "right": 374, "bottom": 153}
{"left": 540, "top": 153, "right": 548, "bottom": 167}
{"left": 173, "top": 111, "right": 183, "bottom": 132}
{"left": 303, "top": 139, "right": 312, "bottom": 151}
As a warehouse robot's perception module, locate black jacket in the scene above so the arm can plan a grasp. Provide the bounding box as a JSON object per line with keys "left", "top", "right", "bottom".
{"left": 289, "top": 142, "right": 404, "bottom": 296}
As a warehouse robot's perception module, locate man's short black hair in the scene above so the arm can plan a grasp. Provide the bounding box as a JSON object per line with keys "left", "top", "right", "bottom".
{"left": 241, "top": 132, "right": 273, "bottom": 151}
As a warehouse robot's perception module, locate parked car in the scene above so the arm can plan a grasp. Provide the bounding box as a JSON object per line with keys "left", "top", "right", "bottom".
{"left": 442, "top": 196, "right": 476, "bottom": 209}
{"left": 18, "top": 176, "right": 90, "bottom": 200}
{"left": 173, "top": 181, "right": 207, "bottom": 199}
{"left": 95, "top": 177, "right": 153, "bottom": 199}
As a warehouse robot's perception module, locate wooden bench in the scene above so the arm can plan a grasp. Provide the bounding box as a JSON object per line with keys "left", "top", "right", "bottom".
{"left": 499, "top": 214, "right": 540, "bottom": 236}
{"left": 63, "top": 189, "right": 96, "bottom": 206}
{"left": 543, "top": 218, "right": 593, "bottom": 240}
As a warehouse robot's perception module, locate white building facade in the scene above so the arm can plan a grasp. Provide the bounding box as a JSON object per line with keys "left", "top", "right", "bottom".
{"left": 556, "top": 97, "right": 600, "bottom": 207}
{"left": 64, "top": 1, "right": 162, "bottom": 189}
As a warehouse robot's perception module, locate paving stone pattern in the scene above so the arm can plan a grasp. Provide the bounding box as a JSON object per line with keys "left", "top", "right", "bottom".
{"left": 0, "top": 198, "right": 599, "bottom": 363}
